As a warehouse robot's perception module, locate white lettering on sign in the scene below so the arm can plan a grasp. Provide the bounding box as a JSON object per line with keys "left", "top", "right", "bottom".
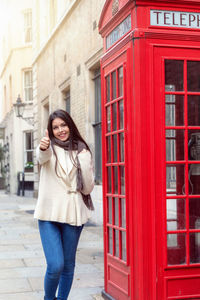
{"left": 150, "top": 10, "right": 200, "bottom": 29}
{"left": 106, "top": 15, "right": 131, "bottom": 49}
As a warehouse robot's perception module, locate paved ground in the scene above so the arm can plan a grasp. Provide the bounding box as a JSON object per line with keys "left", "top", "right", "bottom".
{"left": 0, "top": 191, "right": 104, "bottom": 300}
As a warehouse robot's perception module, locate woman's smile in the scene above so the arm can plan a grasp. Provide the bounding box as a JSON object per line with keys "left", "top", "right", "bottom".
{"left": 52, "top": 117, "right": 70, "bottom": 141}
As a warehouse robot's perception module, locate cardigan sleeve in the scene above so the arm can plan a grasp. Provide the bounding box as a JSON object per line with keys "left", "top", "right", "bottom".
{"left": 36, "top": 145, "right": 53, "bottom": 165}
{"left": 78, "top": 150, "right": 94, "bottom": 195}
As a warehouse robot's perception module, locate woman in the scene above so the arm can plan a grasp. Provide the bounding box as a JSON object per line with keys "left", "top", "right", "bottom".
{"left": 34, "top": 109, "right": 94, "bottom": 300}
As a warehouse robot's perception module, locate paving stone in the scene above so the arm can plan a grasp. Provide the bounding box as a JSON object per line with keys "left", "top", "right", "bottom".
{"left": 0, "top": 278, "right": 32, "bottom": 293}
{"left": 73, "top": 272, "right": 104, "bottom": 288}
{"left": 0, "top": 258, "right": 25, "bottom": 268}
{"left": 28, "top": 277, "right": 43, "bottom": 291}
{"left": 78, "top": 240, "right": 103, "bottom": 249}
{"left": 0, "top": 250, "right": 44, "bottom": 260}
{"left": 92, "top": 295, "right": 104, "bottom": 300}
{"left": 0, "top": 244, "right": 25, "bottom": 252}
{"left": 23, "top": 257, "right": 45, "bottom": 267}
{"left": 77, "top": 248, "right": 104, "bottom": 264}
{"left": 75, "top": 263, "right": 102, "bottom": 274}
{"left": 0, "top": 291, "right": 43, "bottom": 300}
{"left": 0, "top": 266, "right": 45, "bottom": 279}
{"left": 93, "top": 262, "right": 104, "bottom": 272}
{"left": 68, "top": 287, "right": 103, "bottom": 300}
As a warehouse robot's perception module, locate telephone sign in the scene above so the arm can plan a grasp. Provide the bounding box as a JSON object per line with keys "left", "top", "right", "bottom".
{"left": 151, "top": 10, "right": 200, "bottom": 29}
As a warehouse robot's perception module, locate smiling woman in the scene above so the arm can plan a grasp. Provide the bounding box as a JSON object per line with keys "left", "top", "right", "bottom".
{"left": 34, "top": 109, "right": 94, "bottom": 300}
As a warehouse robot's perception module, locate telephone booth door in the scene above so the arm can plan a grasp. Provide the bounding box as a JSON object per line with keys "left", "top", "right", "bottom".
{"left": 154, "top": 46, "right": 200, "bottom": 299}
{"left": 101, "top": 45, "right": 133, "bottom": 300}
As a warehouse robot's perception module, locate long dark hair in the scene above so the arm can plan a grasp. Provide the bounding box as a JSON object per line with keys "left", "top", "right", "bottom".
{"left": 47, "top": 109, "right": 90, "bottom": 175}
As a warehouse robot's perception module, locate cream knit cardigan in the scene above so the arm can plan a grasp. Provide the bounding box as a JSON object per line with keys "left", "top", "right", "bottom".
{"left": 34, "top": 145, "right": 94, "bottom": 226}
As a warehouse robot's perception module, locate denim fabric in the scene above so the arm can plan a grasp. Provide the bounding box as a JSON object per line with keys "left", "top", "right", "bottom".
{"left": 38, "top": 220, "right": 83, "bottom": 300}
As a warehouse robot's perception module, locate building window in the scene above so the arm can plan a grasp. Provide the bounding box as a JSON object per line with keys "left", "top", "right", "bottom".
{"left": 63, "top": 90, "right": 70, "bottom": 114}
{"left": 24, "top": 70, "right": 33, "bottom": 102}
{"left": 93, "top": 68, "right": 102, "bottom": 184}
{"left": 24, "top": 10, "right": 32, "bottom": 43}
{"left": 24, "top": 131, "right": 33, "bottom": 172}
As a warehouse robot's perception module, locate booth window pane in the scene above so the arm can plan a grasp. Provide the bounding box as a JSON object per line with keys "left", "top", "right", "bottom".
{"left": 106, "top": 76, "right": 110, "bottom": 102}
{"left": 188, "top": 130, "right": 200, "bottom": 160}
{"left": 112, "top": 71, "right": 117, "bottom": 100}
{"left": 106, "top": 106, "right": 111, "bottom": 132}
{"left": 107, "top": 167, "right": 112, "bottom": 193}
{"left": 119, "top": 100, "right": 124, "bottom": 129}
{"left": 187, "top": 61, "right": 200, "bottom": 92}
{"left": 113, "top": 134, "right": 118, "bottom": 163}
{"left": 166, "top": 130, "right": 185, "bottom": 161}
{"left": 122, "top": 231, "right": 127, "bottom": 261}
{"left": 190, "top": 233, "right": 200, "bottom": 264}
{"left": 167, "top": 234, "right": 186, "bottom": 265}
{"left": 189, "top": 198, "right": 200, "bottom": 229}
{"left": 118, "top": 67, "right": 123, "bottom": 97}
{"left": 165, "top": 95, "right": 184, "bottom": 126}
{"left": 120, "top": 198, "right": 126, "bottom": 228}
{"left": 114, "top": 166, "right": 118, "bottom": 194}
{"left": 165, "top": 60, "right": 184, "bottom": 91}
{"left": 114, "top": 198, "right": 119, "bottom": 226}
{"left": 166, "top": 165, "right": 185, "bottom": 196}
{"left": 108, "top": 227, "right": 113, "bottom": 255}
{"left": 107, "top": 136, "right": 111, "bottom": 163}
{"left": 188, "top": 96, "right": 200, "bottom": 126}
{"left": 114, "top": 230, "right": 119, "bottom": 257}
{"left": 112, "top": 102, "right": 117, "bottom": 131}
{"left": 108, "top": 197, "right": 112, "bottom": 224}
{"left": 167, "top": 199, "right": 185, "bottom": 231}
{"left": 119, "top": 132, "right": 124, "bottom": 162}
{"left": 188, "top": 164, "right": 200, "bottom": 195}
{"left": 120, "top": 166, "right": 125, "bottom": 195}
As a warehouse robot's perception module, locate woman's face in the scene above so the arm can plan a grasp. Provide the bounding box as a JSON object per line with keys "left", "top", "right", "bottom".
{"left": 52, "top": 117, "right": 70, "bottom": 141}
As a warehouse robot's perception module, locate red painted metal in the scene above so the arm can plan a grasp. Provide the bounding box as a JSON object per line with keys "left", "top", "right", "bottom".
{"left": 154, "top": 46, "right": 200, "bottom": 299}
{"left": 99, "top": 0, "right": 200, "bottom": 299}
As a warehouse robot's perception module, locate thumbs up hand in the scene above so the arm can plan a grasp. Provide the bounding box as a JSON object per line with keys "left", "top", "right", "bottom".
{"left": 40, "top": 129, "right": 50, "bottom": 150}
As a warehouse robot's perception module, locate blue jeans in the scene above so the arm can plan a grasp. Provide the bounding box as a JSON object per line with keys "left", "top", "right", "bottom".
{"left": 38, "top": 220, "right": 83, "bottom": 300}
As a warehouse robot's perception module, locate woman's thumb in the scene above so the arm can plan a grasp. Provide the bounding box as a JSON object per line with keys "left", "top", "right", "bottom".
{"left": 45, "top": 129, "right": 49, "bottom": 139}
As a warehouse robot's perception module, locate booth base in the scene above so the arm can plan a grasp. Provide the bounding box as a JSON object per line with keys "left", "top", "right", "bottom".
{"left": 102, "top": 290, "right": 116, "bottom": 300}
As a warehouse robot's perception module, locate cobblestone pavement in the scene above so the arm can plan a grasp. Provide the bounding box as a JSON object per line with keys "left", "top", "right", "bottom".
{"left": 0, "top": 191, "right": 104, "bottom": 300}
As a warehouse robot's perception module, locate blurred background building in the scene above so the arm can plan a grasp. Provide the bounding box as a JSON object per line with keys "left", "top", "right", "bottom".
{"left": 0, "top": 0, "right": 105, "bottom": 224}
{"left": 0, "top": 0, "right": 34, "bottom": 195}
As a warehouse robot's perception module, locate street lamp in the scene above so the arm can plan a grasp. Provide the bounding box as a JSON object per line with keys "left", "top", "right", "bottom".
{"left": 13, "top": 95, "right": 34, "bottom": 126}
{"left": 13, "top": 95, "right": 26, "bottom": 118}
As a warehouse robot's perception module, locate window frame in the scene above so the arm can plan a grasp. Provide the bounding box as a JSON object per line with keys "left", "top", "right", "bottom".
{"left": 23, "top": 69, "right": 33, "bottom": 102}
{"left": 24, "top": 131, "right": 34, "bottom": 172}
{"left": 23, "top": 9, "right": 32, "bottom": 44}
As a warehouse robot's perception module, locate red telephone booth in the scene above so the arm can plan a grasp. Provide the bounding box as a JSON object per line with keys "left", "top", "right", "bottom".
{"left": 99, "top": 0, "right": 200, "bottom": 299}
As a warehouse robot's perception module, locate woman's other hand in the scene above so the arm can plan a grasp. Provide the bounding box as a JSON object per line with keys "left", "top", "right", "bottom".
{"left": 40, "top": 130, "right": 50, "bottom": 150}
